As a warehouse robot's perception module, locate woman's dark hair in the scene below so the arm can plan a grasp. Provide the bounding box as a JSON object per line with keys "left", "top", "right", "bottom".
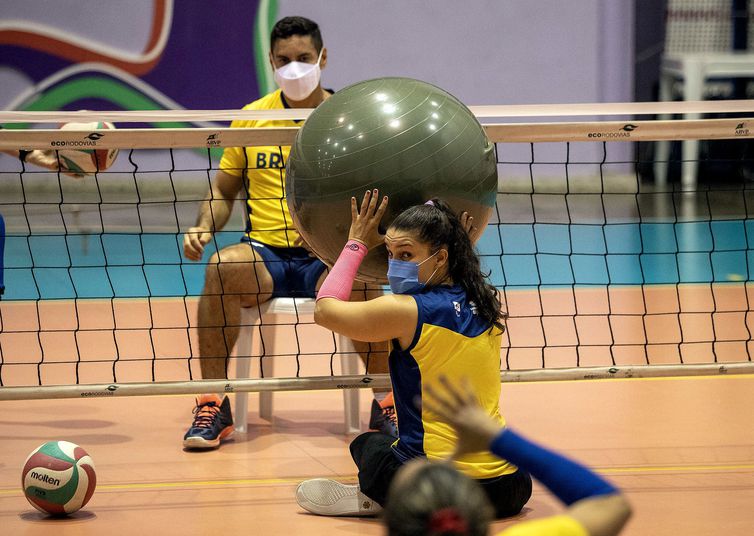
{"left": 384, "top": 462, "right": 493, "bottom": 536}
{"left": 389, "top": 199, "right": 505, "bottom": 331}
{"left": 270, "top": 16, "right": 323, "bottom": 52}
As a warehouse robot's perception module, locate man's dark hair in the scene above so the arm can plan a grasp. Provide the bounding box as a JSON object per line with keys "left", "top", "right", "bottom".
{"left": 270, "top": 16, "right": 322, "bottom": 52}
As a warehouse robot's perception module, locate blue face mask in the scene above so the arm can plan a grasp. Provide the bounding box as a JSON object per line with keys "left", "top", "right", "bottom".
{"left": 387, "top": 250, "right": 441, "bottom": 295}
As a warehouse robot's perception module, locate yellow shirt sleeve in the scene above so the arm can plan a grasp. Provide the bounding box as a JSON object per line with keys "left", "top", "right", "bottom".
{"left": 219, "top": 118, "right": 252, "bottom": 177}
{"left": 497, "top": 515, "right": 589, "bottom": 536}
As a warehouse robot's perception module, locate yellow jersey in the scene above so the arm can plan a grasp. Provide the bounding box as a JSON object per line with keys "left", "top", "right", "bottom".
{"left": 390, "top": 285, "right": 516, "bottom": 479}
{"left": 219, "top": 89, "right": 300, "bottom": 248}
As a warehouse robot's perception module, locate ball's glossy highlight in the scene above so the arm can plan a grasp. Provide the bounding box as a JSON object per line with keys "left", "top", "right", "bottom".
{"left": 286, "top": 77, "right": 497, "bottom": 282}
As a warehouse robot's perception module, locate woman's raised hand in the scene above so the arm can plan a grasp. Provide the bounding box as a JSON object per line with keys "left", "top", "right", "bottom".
{"left": 349, "top": 189, "right": 388, "bottom": 250}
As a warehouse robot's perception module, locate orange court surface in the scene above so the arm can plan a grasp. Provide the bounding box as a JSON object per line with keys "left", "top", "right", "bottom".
{"left": 1, "top": 374, "right": 753, "bottom": 535}
{"left": 2, "top": 285, "right": 754, "bottom": 534}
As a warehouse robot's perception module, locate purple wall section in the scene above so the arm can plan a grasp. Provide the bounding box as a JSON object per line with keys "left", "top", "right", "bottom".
{"left": 140, "top": 4, "right": 260, "bottom": 110}
{"left": 0, "top": 1, "right": 262, "bottom": 111}
{"left": 1, "top": 1, "right": 634, "bottom": 113}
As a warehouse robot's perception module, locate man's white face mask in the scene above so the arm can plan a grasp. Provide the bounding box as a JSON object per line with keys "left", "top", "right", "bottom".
{"left": 273, "top": 48, "right": 323, "bottom": 101}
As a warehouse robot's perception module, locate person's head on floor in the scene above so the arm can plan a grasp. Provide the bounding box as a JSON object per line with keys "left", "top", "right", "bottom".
{"left": 384, "top": 459, "right": 493, "bottom": 536}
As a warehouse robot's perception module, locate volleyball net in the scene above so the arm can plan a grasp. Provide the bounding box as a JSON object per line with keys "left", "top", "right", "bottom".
{"left": 2, "top": 101, "right": 754, "bottom": 400}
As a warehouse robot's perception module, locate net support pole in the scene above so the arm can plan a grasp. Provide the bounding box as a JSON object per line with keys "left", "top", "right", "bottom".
{"left": 0, "top": 363, "right": 752, "bottom": 401}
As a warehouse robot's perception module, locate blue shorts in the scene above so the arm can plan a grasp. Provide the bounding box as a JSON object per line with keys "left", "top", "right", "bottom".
{"left": 243, "top": 238, "right": 327, "bottom": 298}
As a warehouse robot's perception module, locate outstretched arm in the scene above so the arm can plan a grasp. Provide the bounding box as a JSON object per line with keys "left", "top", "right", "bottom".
{"left": 3, "top": 149, "right": 80, "bottom": 176}
{"left": 423, "top": 376, "right": 631, "bottom": 536}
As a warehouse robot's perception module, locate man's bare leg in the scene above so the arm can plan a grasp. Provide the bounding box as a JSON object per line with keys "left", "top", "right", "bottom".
{"left": 197, "top": 242, "right": 274, "bottom": 379}
{"left": 184, "top": 242, "right": 273, "bottom": 449}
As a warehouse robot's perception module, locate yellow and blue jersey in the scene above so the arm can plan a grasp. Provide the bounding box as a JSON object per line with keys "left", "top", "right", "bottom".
{"left": 390, "top": 285, "right": 516, "bottom": 479}
{"left": 219, "top": 89, "right": 300, "bottom": 248}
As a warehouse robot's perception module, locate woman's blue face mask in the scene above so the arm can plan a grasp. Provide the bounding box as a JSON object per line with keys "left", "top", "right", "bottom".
{"left": 387, "top": 250, "right": 441, "bottom": 294}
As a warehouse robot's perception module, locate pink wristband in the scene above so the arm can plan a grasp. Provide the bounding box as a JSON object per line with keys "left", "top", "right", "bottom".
{"left": 316, "top": 240, "right": 368, "bottom": 301}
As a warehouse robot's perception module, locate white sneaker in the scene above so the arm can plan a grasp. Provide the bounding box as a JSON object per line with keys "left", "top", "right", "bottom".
{"left": 296, "top": 478, "right": 383, "bottom": 516}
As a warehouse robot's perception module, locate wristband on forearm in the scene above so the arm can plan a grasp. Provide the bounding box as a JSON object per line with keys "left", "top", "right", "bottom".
{"left": 490, "top": 428, "right": 617, "bottom": 506}
{"left": 316, "top": 240, "right": 368, "bottom": 301}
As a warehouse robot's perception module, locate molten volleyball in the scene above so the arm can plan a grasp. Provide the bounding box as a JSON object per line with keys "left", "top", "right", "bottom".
{"left": 22, "top": 440, "right": 96, "bottom": 515}
{"left": 57, "top": 121, "right": 119, "bottom": 175}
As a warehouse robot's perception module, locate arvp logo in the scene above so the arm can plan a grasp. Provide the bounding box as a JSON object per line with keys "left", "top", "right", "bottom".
{"left": 621, "top": 124, "right": 637, "bottom": 132}
{"left": 86, "top": 132, "right": 104, "bottom": 141}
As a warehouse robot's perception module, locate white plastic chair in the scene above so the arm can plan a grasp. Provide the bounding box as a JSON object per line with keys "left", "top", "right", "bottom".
{"left": 233, "top": 297, "right": 361, "bottom": 434}
{"left": 654, "top": 0, "right": 754, "bottom": 188}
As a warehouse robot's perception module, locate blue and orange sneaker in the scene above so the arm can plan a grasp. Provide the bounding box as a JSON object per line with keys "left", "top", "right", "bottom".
{"left": 368, "top": 392, "right": 398, "bottom": 438}
{"left": 183, "top": 394, "right": 234, "bottom": 449}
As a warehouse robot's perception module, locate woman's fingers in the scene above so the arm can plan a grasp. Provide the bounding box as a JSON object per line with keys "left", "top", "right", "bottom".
{"left": 356, "top": 189, "right": 387, "bottom": 221}
{"left": 359, "top": 189, "right": 372, "bottom": 215}
{"left": 351, "top": 195, "right": 359, "bottom": 221}
{"left": 438, "top": 374, "right": 469, "bottom": 409}
{"left": 375, "top": 194, "right": 389, "bottom": 219}
{"left": 422, "top": 383, "right": 453, "bottom": 421}
{"left": 460, "top": 377, "right": 477, "bottom": 406}
{"left": 367, "top": 188, "right": 379, "bottom": 215}
{"left": 460, "top": 211, "right": 475, "bottom": 235}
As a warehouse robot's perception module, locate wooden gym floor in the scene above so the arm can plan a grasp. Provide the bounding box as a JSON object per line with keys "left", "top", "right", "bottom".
{"left": 1, "top": 375, "right": 753, "bottom": 535}
{"left": 1, "top": 282, "right": 753, "bottom": 534}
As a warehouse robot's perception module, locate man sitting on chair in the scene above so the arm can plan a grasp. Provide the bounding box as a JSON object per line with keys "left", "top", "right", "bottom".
{"left": 181, "top": 16, "right": 393, "bottom": 450}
